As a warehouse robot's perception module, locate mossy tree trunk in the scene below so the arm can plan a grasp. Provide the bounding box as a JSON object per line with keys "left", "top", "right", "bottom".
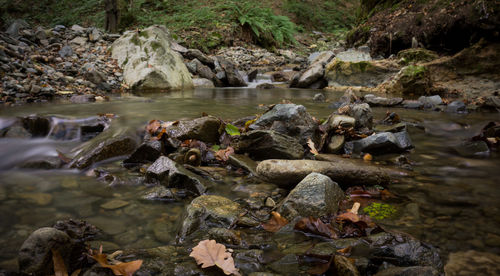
{"left": 105, "top": 0, "right": 119, "bottom": 33}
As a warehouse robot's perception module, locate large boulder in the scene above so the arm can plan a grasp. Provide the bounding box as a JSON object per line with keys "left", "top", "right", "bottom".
{"left": 291, "top": 51, "right": 334, "bottom": 88}
{"left": 249, "top": 104, "right": 318, "bottom": 145}
{"left": 325, "top": 58, "right": 400, "bottom": 87}
{"left": 256, "top": 158, "right": 390, "bottom": 188}
{"left": 278, "top": 173, "right": 345, "bottom": 220}
{"left": 18, "top": 227, "right": 73, "bottom": 275}
{"left": 384, "top": 65, "right": 432, "bottom": 95}
{"left": 233, "top": 130, "right": 304, "bottom": 160}
{"left": 111, "top": 25, "right": 193, "bottom": 90}
{"left": 145, "top": 156, "right": 207, "bottom": 195}
{"left": 179, "top": 195, "right": 242, "bottom": 241}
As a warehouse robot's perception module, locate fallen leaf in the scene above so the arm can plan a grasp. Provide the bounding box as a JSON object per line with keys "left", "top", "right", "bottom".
{"left": 294, "top": 217, "right": 338, "bottom": 239}
{"left": 189, "top": 239, "right": 241, "bottom": 276}
{"left": 336, "top": 212, "right": 360, "bottom": 223}
{"left": 307, "top": 138, "right": 319, "bottom": 155}
{"left": 262, "top": 211, "right": 288, "bottom": 232}
{"left": 51, "top": 249, "right": 68, "bottom": 276}
{"left": 225, "top": 124, "right": 240, "bottom": 136}
{"left": 363, "top": 153, "right": 373, "bottom": 162}
{"left": 215, "top": 146, "right": 234, "bottom": 162}
{"left": 90, "top": 245, "right": 143, "bottom": 276}
{"left": 337, "top": 246, "right": 352, "bottom": 255}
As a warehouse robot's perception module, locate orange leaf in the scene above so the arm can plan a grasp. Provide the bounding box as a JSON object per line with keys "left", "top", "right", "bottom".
{"left": 336, "top": 212, "right": 360, "bottom": 223}
{"left": 215, "top": 146, "right": 235, "bottom": 162}
{"left": 189, "top": 240, "right": 241, "bottom": 276}
{"left": 90, "top": 246, "right": 143, "bottom": 276}
{"left": 51, "top": 249, "right": 68, "bottom": 276}
{"left": 262, "top": 211, "right": 288, "bottom": 232}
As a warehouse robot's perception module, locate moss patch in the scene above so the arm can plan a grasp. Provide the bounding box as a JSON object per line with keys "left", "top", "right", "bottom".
{"left": 402, "top": 65, "right": 427, "bottom": 77}
{"left": 398, "top": 48, "right": 438, "bottom": 64}
{"left": 363, "top": 203, "right": 397, "bottom": 220}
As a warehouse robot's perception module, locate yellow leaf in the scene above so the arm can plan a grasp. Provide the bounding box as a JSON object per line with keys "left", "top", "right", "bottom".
{"left": 51, "top": 249, "right": 68, "bottom": 276}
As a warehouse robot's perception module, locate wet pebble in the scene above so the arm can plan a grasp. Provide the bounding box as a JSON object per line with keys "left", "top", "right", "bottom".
{"left": 100, "top": 199, "right": 129, "bottom": 210}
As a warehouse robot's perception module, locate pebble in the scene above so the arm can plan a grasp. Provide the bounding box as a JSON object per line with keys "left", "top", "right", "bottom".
{"left": 100, "top": 199, "right": 129, "bottom": 210}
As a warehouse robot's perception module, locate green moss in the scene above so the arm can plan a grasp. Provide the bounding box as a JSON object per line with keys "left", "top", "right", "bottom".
{"left": 130, "top": 34, "right": 141, "bottom": 46}
{"left": 363, "top": 203, "right": 397, "bottom": 220}
{"left": 402, "top": 65, "right": 427, "bottom": 77}
{"left": 397, "top": 48, "right": 438, "bottom": 64}
{"left": 138, "top": 31, "right": 150, "bottom": 38}
{"left": 150, "top": 41, "right": 162, "bottom": 51}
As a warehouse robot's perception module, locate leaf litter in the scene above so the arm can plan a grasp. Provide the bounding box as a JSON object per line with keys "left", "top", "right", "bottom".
{"left": 190, "top": 239, "right": 241, "bottom": 276}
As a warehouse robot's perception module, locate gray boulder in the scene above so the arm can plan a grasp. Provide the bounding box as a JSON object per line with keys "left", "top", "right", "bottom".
{"left": 192, "top": 78, "right": 215, "bottom": 88}
{"left": 293, "top": 51, "right": 334, "bottom": 88}
{"left": 278, "top": 173, "right": 344, "bottom": 220}
{"left": 364, "top": 94, "right": 403, "bottom": 107}
{"left": 165, "top": 116, "right": 221, "bottom": 144}
{"left": 216, "top": 57, "right": 247, "bottom": 87}
{"left": 249, "top": 104, "right": 318, "bottom": 145}
{"left": 111, "top": 25, "right": 193, "bottom": 90}
{"left": 233, "top": 130, "right": 304, "bottom": 160}
{"left": 345, "top": 131, "right": 413, "bottom": 155}
{"left": 184, "top": 49, "right": 214, "bottom": 68}
{"left": 179, "top": 195, "right": 242, "bottom": 241}
{"left": 145, "top": 156, "right": 207, "bottom": 195}
{"left": 18, "top": 227, "right": 72, "bottom": 275}
{"left": 256, "top": 158, "right": 390, "bottom": 188}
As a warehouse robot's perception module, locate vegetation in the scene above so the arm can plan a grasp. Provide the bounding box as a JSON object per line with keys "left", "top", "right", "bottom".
{"left": 363, "top": 203, "right": 397, "bottom": 220}
{"left": 1, "top": 0, "right": 359, "bottom": 50}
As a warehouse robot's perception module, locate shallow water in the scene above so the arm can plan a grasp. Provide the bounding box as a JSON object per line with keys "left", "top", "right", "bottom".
{"left": 0, "top": 88, "right": 499, "bottom": 269}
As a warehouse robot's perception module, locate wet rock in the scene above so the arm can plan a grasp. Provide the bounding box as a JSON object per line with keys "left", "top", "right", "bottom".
{"left": 19, "top": 156, "right": 62, "bottom": 169}
{"left": 228, "top": 154, "right": 258, "bottom": 175}
{"left": 52, "top": 219, "right": 99, "bottom": 242}
{"left": 256, "top": 158, "right": 390, "bottom": 188}
{"left": 278, "top": 173, "right": 344, "bottom": 220}
{"left": 21, "top": 115, "right": 51, "bottom": 137}
{"left": 345, "top": 131, "right": 413, "bottom": 155}
{"left": 249, "top": 104, "right": 318, "bottom": 145}
{"left": 293, "top": 51, "right": 334, "bottom": 88}
{"left": 247, "top": 69, "right": 258, "bottom": 82}
{"left": 364, "top": 94, "right": 403, "bottom": 107}
{"left": 179, "top": 195, "right": 242, "bottom": 241}
{"left": 234, "top": 249, "right": 265, "bottom": 274}
{"left": 269, "top": 254, "right": 299, "bottom": 274}
{"left": 165, "top": 116, "right": 221, "bottom": 144}
{"left": 233, "top": 130, "right": 304, "bottom": 160}
{"left": 375, "top": 266, "right": 439, "bottom": 276}
{"left": 123, "top": 139, "right": 162, "bottom": 166}
{"left": 18, "top": 227, "right": 72, "bottom": 275}
{"left": 3, "top": 124, "right": 32, "bottom": 138}
{"left": 192, "top": 78, "right": 215, "bottom": 88}
{"left": 313, "top": 93, "right": 326, "bottom": 102}
{"left": 100, "top": 199, "right": 129, "bottom": 210}
{"left": 385, "top": 65, "right": 432, "bottom": 95}
{"left": 111, "top": 25, "right": 193, "bottom": 90}
{"left": 325, "top": 135, "right": 345, "bottom": 153}
{"left": 453, "top": 141, "right": 490, "bottom": 157}
{"left": 70, "top": 133, "right": 138, "bottom": 169}
{"left": 347, "top": 103, "right": 373, "bottom": 130}
{"left": 145, "top": 156, "right": 207, "bottom": 195}
{"left": 141, "top": 185, "right": 184, "bottom": 201}
{"left": 208, "top": 228, "right": 242, "bottom": 245}
{"left": 373, "top": 122, "right": 407, "bottom": 133}
{"left": 402, "top": 100, "right": 424, "bottom": 109}
{"left": 256, "top": 83, "right": 275, "bottom": 89}
{"left": 328, "top": 115, "right": 356, "bottom": 129}
{"left": 335, "top": 255, "right": 360, "bottom": 276}
{"left": 216, "top": 57, "right": 247, "bottom": 87}
{"left": 445, "top": 100, "right": 467, "bottom": 113}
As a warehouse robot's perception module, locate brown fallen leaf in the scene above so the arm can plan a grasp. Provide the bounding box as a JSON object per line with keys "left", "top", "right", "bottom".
{"left": 294, "top": 217, "right": 338, "bottom": 239}
{"left": 51, "top": 249, "right": 68, "bottom": 276}
{"left": 307, "top": 138, "right": 319, "bottom": 155}
{"left": 262, "top": 211, "right": 288, "bottom": 232}
{"left": 215, "top": 146, "right": 235, "bottom": 162}
{"left": 90, "top": 245, "right": 143, "bottom": 276}
{"left": 189, "top": 239, "right": 241, "bottom": 276}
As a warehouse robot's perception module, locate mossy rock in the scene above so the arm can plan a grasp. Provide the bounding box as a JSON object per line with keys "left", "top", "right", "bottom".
{"left": 397, "top": 48, "right": 438, "bottom": 64}
{"left": 325, "top": 58, "right": 400, "bottom": 88}
{"left": 384, "top": 64, "right": 432, "bottom": 95}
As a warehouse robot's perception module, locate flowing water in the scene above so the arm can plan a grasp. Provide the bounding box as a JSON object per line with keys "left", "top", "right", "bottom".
{"left": 0, "top": 88, "right": 499, "bottom": 270}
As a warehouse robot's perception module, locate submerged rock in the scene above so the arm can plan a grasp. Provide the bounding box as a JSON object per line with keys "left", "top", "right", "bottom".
{"left": 145, "top": 156, "right": 207, "bottom": 195}
{"left": 233, "top": 130, "right": 304, "bottom": 160}
{"left": 278, "top": 173, "right": 344, "bottom": 220}
{"left": 249, "top": 104, "right": 318, "bottom": 145}
{"left": 179, "top": 195, "right": 242, "bottom": 241}
{"left": 111, "top": 25, "right": 193, "bottom": 90}
{"left": 444, "top": 250, "right": 500, "bottom": 276}
{"left": 256, "top": 158, "right": 390, "bottom": 188}
{"left": 18, "top": 227, "right": 73, "bottom": 275}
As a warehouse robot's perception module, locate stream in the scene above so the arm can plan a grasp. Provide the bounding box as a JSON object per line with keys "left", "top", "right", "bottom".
{"left": 0, "top": 88, "right": 499, "bottom": 273}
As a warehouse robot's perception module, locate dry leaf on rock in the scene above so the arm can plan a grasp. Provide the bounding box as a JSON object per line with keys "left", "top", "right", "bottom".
{"left": 294, "top": 217, "right": 338, "bottom": 239}
{"left": 307, "top": 138, "right": 319, "bottom": 155}
{"left": 215, "top": 146, "right": 235, "bottom": 162}
{"left": 189, "top": 239, "right": 241, "bottom": 276}
{"left": 262, "top": 211, "right": 288, "bottom": 232}
{"left": 90, "top": 245, "right": 143, "bottom": 276}
{"left": 51, "top": 249, "right": 68, "bottom": 276}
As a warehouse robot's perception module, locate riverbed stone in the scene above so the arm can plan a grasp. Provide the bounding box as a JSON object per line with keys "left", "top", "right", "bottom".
{"left": 165, "top": 116, "right": 221, "bottom": 144}
{"left": 18, "top": 227, "right": 73, "bottom": 275}
{"left": 123, "top": 139, "right": 162, "bottom": 166}
{"left": 70, "top": 134, "right": 138, "bottom": 169}
{"left": 325, "top": 58, "right": 400, "bottom": 87}
{"left": 345, "top": 131, "right": 413, "bottom": 155}
{"left": 375, "top": 266, "right": 439, "bottom": 276}
{"left": 216, "top": 57, "right": 247, "bottom": 87}
{"left": 335, "top": 255, "right": 360, "bottom": 276}
{"left": 256, "top": 158, "right": 390, "bottom": 188}
{"left": 278, "top": 173, "right": 344, "bottom": 220}
{"left": 328, "top": 115, "right": 356, "bottom": 129}
{"left": 111, "top": 25, "right": 193, "bottom": 90}
{"left": 228, "top": 154, "right": 258, "bottom": 175}
{"left": 100, "top": 199, "right": 129, "bottom": 210}
{"left": 179, "top": 195, "right": 242, "bottom": 241}
{"left": 233, "top": 130, "right": 304, "bottom": 160}
{"left": 325, "top": 135, "right": 345, "bottom": 153}
{"left": 444, "top": 250, "right": 500, "bottom": 276}
{"left": 192, "top": 78, "right": 215, "bottom": 88}
{"left": 18, "top": 193, "right": 53, "bottom": 206}
{"left": 249, "top": 104, "right": 318, "bottom": 145}
{"left": 445, "top": 100, "right": 467, "bottom": 113}
{"left": 349, "top": 103, "right": 373, "bottom": 130}
{"left": 364, "top": 94, "right": 403, "bottom": 107}
{"left": 145, "top": 156, "right": 207, "bottom": 195}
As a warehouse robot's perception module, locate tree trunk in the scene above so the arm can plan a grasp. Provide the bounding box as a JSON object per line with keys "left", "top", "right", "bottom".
{"left": 105, "top": 0, "right": 119, "bottom": 33}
